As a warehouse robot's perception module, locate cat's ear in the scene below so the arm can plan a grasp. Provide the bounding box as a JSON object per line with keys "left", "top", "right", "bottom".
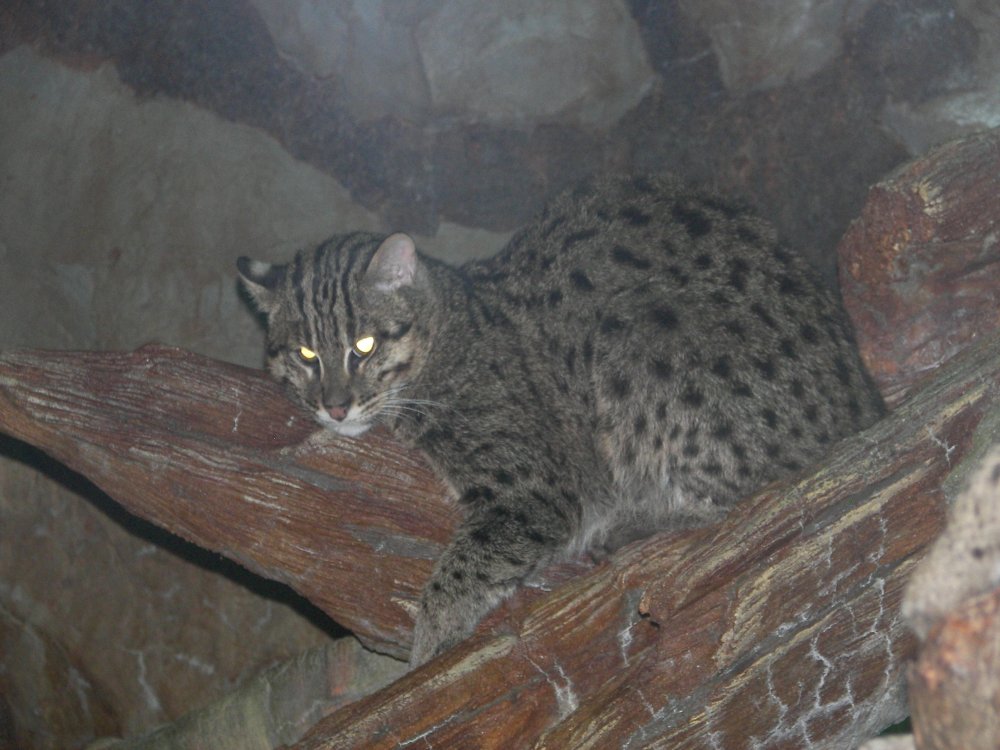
{"left": 364, "top": 233, "right": 421, "bottom": 293}
{"left": 237, "top": 257, "right": 286, "bottom": 313}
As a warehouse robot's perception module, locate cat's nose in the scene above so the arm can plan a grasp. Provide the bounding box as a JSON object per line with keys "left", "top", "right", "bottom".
{"left": 327, "top": 402, "right": 350, "bottom": 421}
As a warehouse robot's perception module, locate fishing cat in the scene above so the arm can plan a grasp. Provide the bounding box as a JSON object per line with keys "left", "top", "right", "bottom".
{"left": 237, "top": 174, "right": 884, "bottom": 666}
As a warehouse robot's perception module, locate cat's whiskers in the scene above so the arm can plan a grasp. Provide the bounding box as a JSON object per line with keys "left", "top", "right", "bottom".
{"left": 374, "top": 384, "right": 450, "bottom": 427}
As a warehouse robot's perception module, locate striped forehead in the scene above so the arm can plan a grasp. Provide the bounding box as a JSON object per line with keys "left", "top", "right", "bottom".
{"left": 293, "top": 234, "right": 375, "bottom": 351}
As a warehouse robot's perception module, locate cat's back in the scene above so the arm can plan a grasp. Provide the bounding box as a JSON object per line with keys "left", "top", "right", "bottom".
{"left": 465, "top": 174, "right": 807, "bottom": 306}
{"left": 456, "top": 173, "right": 883, "bottom": 507}
{"left": 461, "top": 174, "right": 859, "bottom": 352}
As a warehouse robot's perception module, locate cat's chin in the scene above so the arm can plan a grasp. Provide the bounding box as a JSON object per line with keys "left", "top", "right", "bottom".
{"left": 314, "top": 410, "right": 372, "bottom": 438}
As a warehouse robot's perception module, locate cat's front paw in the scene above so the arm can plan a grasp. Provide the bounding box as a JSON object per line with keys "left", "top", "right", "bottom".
{"left": 410, "top": 613, "right": 454, "bottom": 667}
{"left": 409, "top": 600, "right": 479, "bottom": 667}
{"left": 409, "top": 578, "right": 508, "bottom": 667}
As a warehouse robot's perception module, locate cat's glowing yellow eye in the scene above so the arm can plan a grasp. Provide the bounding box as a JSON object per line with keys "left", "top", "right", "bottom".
{"left": 353, "top": 335, "right": 376, "bottom": 356}
{"left": 298, "top": 345, "right": 319, "bottom": 362}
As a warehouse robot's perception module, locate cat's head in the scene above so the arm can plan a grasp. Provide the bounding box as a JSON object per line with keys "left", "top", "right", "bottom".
{"left": 237, "top": 232, "right": 436, "bottom": 437}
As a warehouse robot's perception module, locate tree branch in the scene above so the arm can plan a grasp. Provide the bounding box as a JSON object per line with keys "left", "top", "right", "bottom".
{"left": 3, "top": 330, "right": 998, "bottom": 746}
{"left": 0, "top": 347, "right": 452, "bottom": 659}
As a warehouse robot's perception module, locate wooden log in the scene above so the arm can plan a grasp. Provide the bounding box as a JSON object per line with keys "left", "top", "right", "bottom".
{"left": 834, "top": 129, "right": 1000, "bottom": 750}
{"left": 3, "top": 330, "right": 999, "bottom": 747}
{"left": 838, "top": 127, "right": 1000, "bottom": 405}
{"left": 0, "top": 346, "right": 453, "bottom": 659}
{"left": 293, "top": 334, "right": 1000, "bottom": 749}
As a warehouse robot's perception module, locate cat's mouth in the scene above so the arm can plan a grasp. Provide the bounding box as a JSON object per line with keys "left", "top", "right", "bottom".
{"left": 314, "top": 406, "right": 372, "bottom": 437}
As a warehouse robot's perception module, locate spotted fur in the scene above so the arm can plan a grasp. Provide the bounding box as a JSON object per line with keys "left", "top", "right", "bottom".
{"left": 238, "top": 174, "right": 884, "bottom": 665}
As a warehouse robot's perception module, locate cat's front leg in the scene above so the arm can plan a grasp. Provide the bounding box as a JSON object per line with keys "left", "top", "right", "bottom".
{"left": 410, "top": 563, "right": 515, "bottom": 667}
{"left": 409, "top": 505, "right": 567, "bottom": 666}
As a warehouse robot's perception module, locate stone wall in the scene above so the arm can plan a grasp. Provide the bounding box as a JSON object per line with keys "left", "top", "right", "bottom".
{"left": 1, "top": 1, "right": 997, "bottom": 747}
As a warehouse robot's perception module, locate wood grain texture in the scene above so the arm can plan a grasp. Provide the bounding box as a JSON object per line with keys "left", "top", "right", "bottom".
{"left": 0, "top": 346, "right": 453, "bottom": 659}
{"left": 3, "top": 333, "right": 999, "bottom": 747}
{"left": 838, "top": 128, "right": 1000, "bottom": 405}
{"left": 295, "top": 335, "right": 1000, "bottom": 749}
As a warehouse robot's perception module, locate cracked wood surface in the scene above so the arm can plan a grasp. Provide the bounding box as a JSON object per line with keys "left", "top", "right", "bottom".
{"left": 1, "top": 335, "right": 998, "bottom": 747}
{"left": 838, "top": 127, "right": 1000, "bottom": 406}
{"left": 0, "top": 345, "right": 454, "bottom": 659}
{"left": 295, "top": 336, "right": 1000, "bottom": 749}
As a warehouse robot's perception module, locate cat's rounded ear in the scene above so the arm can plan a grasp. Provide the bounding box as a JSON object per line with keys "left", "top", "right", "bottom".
{"left": 364, "top": 233, "right": 421, "bottom": 293}
{"left": 237, "top": 257, "right": 286, "bottom": 313}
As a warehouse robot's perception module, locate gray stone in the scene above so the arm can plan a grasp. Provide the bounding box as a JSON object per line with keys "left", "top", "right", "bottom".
{"left": 415, "top": 0, "right": 655, "bottom": 130}
{"left": 882, "top": 88, "right": 1000, "bottom": 155}
{"left": 251, "top": 1, "right": 655, "bottom": 130}
{"left": 858, "top": 737, "right": 916, "bottom": 750}
{"left": 880, "top": 0, "right": 1000, "bottom": 154}
{"left": 249, "top": 0, "right": 434, "bottom": 123}
{"left": 904, "top": 442, "right": 1000, "bottom": 639}
{"left": 93, "top": 639, "right": 406, "bottom": 750}
{"left": 248, "top": 0, "right": 349, "bottom": 79}
{"left": 679, "top": 0, "right": 874, "bottom": 92}
{"left": 251, "top": 0, "right": 655, "bottom": 130}
{"left": 0, "top": 46, "right": 378, "bottom": 364}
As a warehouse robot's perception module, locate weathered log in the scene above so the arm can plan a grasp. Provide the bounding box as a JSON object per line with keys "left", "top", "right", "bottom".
{"left": 3, "top": 330, "right": 999, "bottom": 747}
{"left": 0, "top": 347, "right": 452, "bottom": 659}
{"left": 839, "top": 128, "right": 1000, "bottom": 750}
{"left": 839, "top": 127, "right": 1000, "bottom": 405}
{"left": 292, "top": 337, "right": 1000, "bottom": 749}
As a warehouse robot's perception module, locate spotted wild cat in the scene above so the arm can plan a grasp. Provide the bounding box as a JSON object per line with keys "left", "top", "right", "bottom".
{"left": 237, "top": 174, "right": 884, "bottom": 665}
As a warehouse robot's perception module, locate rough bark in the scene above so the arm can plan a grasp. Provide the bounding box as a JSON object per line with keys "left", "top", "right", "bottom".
{"left": 838, "top": 127, "right": 1000, "bottom": 405}
{"left": 838, "top": 128, "right": 1000, "bottom": 750}
{"left": 3, "top": 331, "right": 1000, "bottom": 747}
{"left": 0, "top": 347, "right": 451, "bottom": 659}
